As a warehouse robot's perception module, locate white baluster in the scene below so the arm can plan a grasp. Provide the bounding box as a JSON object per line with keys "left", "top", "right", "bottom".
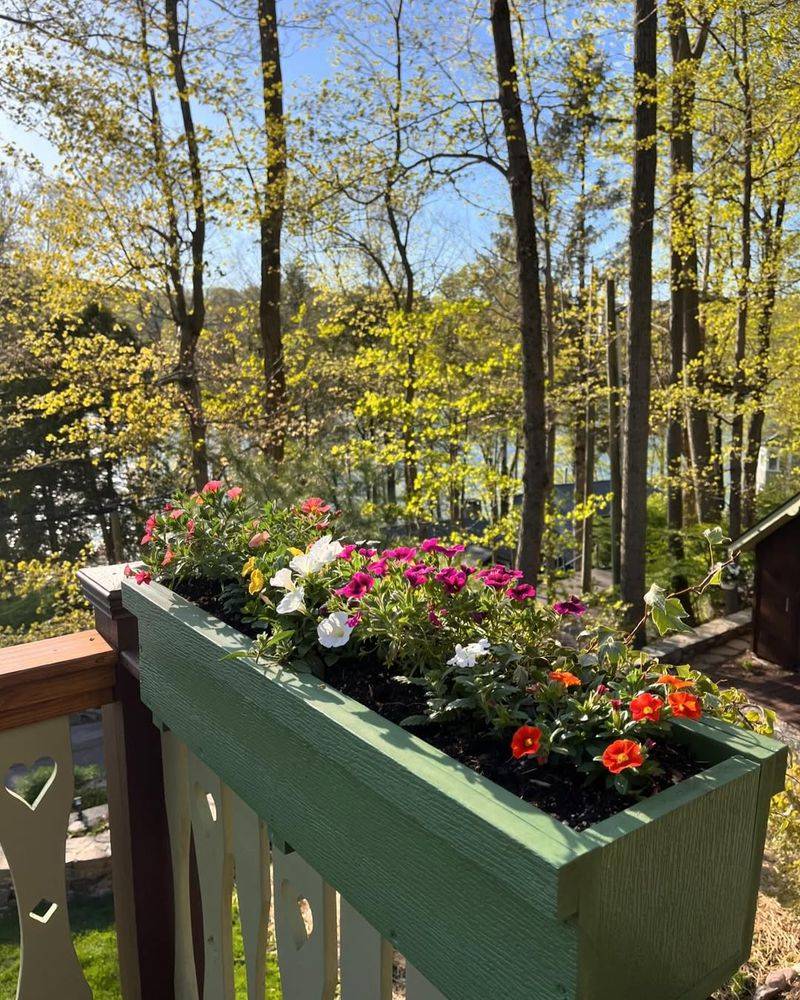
{"left": 339, "top": 896, "right": 392, "bottom": 999}
{"left": 161, "top": 730, "right": 200, "bottom": 1000}
{"left": 0, "top": 716, "right": 91, "bottom": 999}
{"left": 272, "top": 842, "right": 337, "bottom": 999}
{"left": 188, "top": 751, "right": 235, "bottom": 1000}
{"left": 231, "top": 792, "right": 271, "bottom": 998}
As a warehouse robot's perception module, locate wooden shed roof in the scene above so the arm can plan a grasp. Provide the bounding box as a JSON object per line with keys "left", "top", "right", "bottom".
{"left": 731, "top": 491, "right": 800, "bottom": 552}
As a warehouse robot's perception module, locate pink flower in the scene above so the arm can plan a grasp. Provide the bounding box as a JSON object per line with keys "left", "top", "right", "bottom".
{"left": 552, "top": 595, "right": 587, "bottom": 617}
{"left": 507, "top": 583, "right": 537, "bottom": 601}
{"left": 186, "top": 519, "right": 196, "bottom": 537}
{"left": 135, "top": 570, "right": 152, "bottom": 585}
{"left": 428, "top": 608, "right": 446, "bottom": 627}
{"left": 162, "top": 547, "right": 175, "bottom": 567}
{"left": 301, "top": 497, "right": 332, "bottom": 516}
{"left": 404, "top": 563, "right": 434, "bottom": 587}
{"left": 338, "top": 544, "right": 357, "bottom": 560}
{"left": 202, "top": 480, "right": 223, "bottom": 494}
{"left": 435, "top": 566, "right": 468, "bottom": 595}
{"left": 140, "top": 532, "right": 154, "bottom": 546}
{"left": 169, "top": 508, "right": 186, "bottom": 520}
{"left": 334, "top": 572, "right": 375, "bottom": 601}
{"left": 123, "top": 564, "right": 134, "bottom": 577}
{"left": 596, "top": 683, "right": 609, "bottom": 695}
{"left": 421, "top": 537, "right": 466, "bottom": 558}
{"left": 382, "top": 546, "right": 418, "bottom": 562}
{"left": 346, "top": 612, "right": 362, "bottom": 628}
{"left": 248, "top": 530, "right": 270, "bottom": 548}
{"left": 477, "top": 565, "right": 524, "bottom": 590}
{"left": 367, "top": 558, "right": 388, "bottom": 577}
{"left": 226, "top": 486, "right": 243, "bottom": 501}
{"left": 358, "top": 547, "right": 377, "bottom": 558}
{"left": 140, "top": 513, "right": 157, "bottom": 545}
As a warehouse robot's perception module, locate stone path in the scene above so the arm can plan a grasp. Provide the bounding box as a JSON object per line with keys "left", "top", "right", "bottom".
{"left": 643, "top": 608, "right": 753, "bottom": 664}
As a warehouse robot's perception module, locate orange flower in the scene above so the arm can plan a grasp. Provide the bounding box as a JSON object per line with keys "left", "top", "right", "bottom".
{"left": 511, "top": 725, "right": 542, "bottom": 759}
{"left": 548, "top": 670, "right": 581, "bottom": 688}
{"left": 668, "top": 691, "right": 702, "bottom": 720}
{"left": 657, "top": 674, "right": 694, "bottom": 690}
{"left": 601, "top": 739, "right": 644, "bottom": 774}
{"left": 629, "top": 692, "right": 664, "bottom": 723}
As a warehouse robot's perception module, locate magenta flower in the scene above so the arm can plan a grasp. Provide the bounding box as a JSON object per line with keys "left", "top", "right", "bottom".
{"left": 435, "top": 566, "right": 468, "bottom": 595}
{"left": 428, "top": 608, "right": 446, "bottom": 627}
{"left": 404, "top": 563, "right": 434, "bottom": 587}
{"left": 335, "top": 572, "right": 375, "bottom": 601}
{"left": 367, "top": 558, "right": 388, "bottom": 577}
{"left": 420, "top": 537, "right": 441, "bottom": 553}
{"left": 338, "top": 544, "right": 357, "bottom": 560}
{"left": 382, "top": 546, "right": 418, "bottom": 562}
{"left": 346, "top": 611, "right": 363, "bottom": 628}
{"left": 507, "top": 583, "right": 537, "bottom": 601}
{"left": 358, "top": 547, "right": 378, "bottom": 557}
{"left": 477, "top": 565, "right": 524, "bottom": 590}
{"left": 420, "top": 537, "right": 466, "bottom": 558}
{"left": 553, "top": 595, "right": 588, "bottom": 617}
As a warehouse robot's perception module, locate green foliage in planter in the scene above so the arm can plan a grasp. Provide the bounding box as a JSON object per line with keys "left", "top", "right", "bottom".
{"left": 134, "top": 481, "right": 743, "bottom": 802}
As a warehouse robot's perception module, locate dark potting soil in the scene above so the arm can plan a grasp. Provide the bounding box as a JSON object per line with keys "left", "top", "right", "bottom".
{"left": 172, "top": 578, "right": 707, "bottom": 831}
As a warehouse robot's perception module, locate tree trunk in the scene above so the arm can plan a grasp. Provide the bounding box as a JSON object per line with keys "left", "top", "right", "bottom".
{"left": 490, "top": 0, "right": 548, "bottom": 586}
{"left": 605, "top": 277, "right": 622, "bottom": 587}
{"left": 743, "top": 194, "right": 785, "bottom": 527}
{"left": 728, "top": 11, "right": 752, "bottom": 542}
{"left": 667, "top": 0, "right": 716, "bottom": 522}
{"left": 257, "top": 0, "right": 287, "bottom": 462}
{"left": 621, "top": 0, "right": 657, "bottom": 638}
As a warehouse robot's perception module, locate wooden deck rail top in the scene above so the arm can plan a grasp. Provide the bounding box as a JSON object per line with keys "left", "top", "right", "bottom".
{"left": 0, "top": 629, "right": 117, "bottom": 732}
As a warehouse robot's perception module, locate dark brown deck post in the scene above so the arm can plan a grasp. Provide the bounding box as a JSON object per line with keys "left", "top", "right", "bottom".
{"left": 79, "top": 564, "right": 175, "bottom": 1000}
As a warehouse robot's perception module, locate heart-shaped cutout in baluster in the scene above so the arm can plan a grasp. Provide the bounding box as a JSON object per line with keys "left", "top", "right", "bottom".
{"left": 4, "top": 757, "right": 57, "bottom": 810}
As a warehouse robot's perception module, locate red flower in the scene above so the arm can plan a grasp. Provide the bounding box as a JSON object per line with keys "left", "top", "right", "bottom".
{"left": 630, "top": 692, "right": 664, "bottom": 723}
{"left": 511, "top": 725, "right": 542, "bottom": 759}
{"left": 134, "top": 569, "right": 152, "bottom": 586}
{"left": 301, "top": 497, "right": 331, "bottom": 517}
{"left": 507, "top": 583, "right": 537, "bottom": 601}
{"left": 668, "top": 691, "right": 702, "bottom": 720}
{"left": 548, "top": 670, "right": 581, "bottom": 688}
{"left": 202, "top": 479, "right": 223, "bottom": 494}
{"left": 225, "top": 486, "right": 243, "bottom": 500}
{"left": 601, "top": 739, "right": 644, "bottom": 774}
{"left": 658, "top": 674, "right": 694, "bottom": 690}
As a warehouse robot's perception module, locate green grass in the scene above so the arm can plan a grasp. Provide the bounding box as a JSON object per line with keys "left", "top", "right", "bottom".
{"left": 0, "top": 893, "right": 283, "bottom": 997}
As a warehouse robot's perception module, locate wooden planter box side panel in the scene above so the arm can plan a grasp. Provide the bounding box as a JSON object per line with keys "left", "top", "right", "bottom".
{"left": 123, "top": 580, "right": 582, "bottom": 1000}
{"left": 577, "top": 755, "right": 761, "bottom": 1000}
{"left": 122, "top": 580, "right": 787, "bottom": 1000}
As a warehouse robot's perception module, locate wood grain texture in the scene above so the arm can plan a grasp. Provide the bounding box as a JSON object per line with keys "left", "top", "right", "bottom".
{"left": 123, "top": 579, "right": 787, "bottom": 1000}
{"left": 230, "top": 791, "right": 271, "bottom": 999}
{"left": 0, "top": 630, "right": 115, "bottom": 732}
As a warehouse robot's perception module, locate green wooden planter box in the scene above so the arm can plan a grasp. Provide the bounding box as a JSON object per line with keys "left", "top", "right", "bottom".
{"left": 122, "top": 579, "right": 788, "bottom": 1000}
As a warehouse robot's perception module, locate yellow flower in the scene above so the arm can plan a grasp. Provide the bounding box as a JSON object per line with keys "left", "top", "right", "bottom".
{"left": 242, "top": 557, "right": 256, "bottom": 577}
{"left": 248, "top": 569, "right": 265, "bottom": 595}
{"left": 288, "top": 546, "right": 303, "bottom": 556}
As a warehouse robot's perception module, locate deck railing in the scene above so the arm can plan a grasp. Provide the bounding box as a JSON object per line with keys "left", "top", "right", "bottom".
{"left": 0, "top": 565, "right": 443, "bottom": 999}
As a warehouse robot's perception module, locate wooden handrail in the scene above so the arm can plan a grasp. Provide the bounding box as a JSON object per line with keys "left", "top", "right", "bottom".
{"left": 0, "top": 629, "right": 116, "bottom": 732}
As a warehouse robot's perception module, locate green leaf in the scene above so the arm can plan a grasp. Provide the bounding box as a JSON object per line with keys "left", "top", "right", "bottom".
{"left": 398, "top": 714, "right": 430, "bottom": 728}
{"left": 643, "top": 582, "right": 667, "bottom": 611}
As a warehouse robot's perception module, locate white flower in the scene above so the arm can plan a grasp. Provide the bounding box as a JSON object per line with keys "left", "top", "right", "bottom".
{"left": 317, "top": 611, "right": 354, "bottom": 649}
{"left": 290, "top": 534, "right": 344, "bottom": 577}
{"left": 447, "top": 638, "right": 491, "bottom": 669}
{"left": 269, "top": 567, "right": 295, "bottom": 591}
{"left": 276, "top": 586, "right": 306, "bottom": 615}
